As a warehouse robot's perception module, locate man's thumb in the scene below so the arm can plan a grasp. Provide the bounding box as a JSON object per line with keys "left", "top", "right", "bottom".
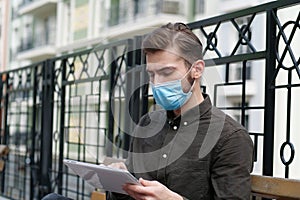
{"left": 139, "top": 178, "right": 152, "bottom": 186}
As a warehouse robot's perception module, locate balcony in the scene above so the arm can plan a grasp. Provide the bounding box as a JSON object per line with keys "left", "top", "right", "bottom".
{"left": 17, "top": 30, "right": 56, "bottom": 62}
{"left": 104, "top": 0, "right": 185, "bottom": 40}
{"left": 18, "top": 0, "right": 57, "bottom": 16}
{"left": 108, "top": 0, "right": 183, "bottom": 26}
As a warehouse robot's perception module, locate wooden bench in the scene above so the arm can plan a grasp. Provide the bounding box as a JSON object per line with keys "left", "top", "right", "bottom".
{"left": 91, "top": 174, "right": 300, "bottom": 200}
{"left": 90, "top": 190, "right": 106, "bottom": 200}
{"left": 90, "top": 156, "right": 300, "bottom": 200}
{"left": 0, "top": 145, "right": 9, "bottom": 172}
{"left": 251, "top": 174, "right": 300, "bottom": 199}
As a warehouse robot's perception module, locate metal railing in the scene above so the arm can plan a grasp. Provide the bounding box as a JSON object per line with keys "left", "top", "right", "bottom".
{"left": 0, "top": 0, "right": 299, "bottom": 199}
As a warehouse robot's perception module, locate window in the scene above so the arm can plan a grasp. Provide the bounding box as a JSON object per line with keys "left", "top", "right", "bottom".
{"left": 133, "top": 0, "right": 139, "bottom": 16}
{"left": 235, "top": 61, "right": 251, "bottom": 80}
{"left": 162, "top": 0, "right": 180, "bottom": 14}
{"left": 109, "top": 0, "right": 120, "bottom": 26}
{"left": 133, "top": 0, "right": 147, "bottom": 18}
{"left": 195, "top": 0, "right": 205, "bottom": 14}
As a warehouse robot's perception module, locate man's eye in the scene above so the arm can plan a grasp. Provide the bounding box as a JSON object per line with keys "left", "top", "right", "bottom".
{"left": 161, "top": 69, "right": 174, "bottom": 76}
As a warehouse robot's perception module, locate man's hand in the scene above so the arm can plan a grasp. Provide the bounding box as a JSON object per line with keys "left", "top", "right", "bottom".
{"left": 107, "top": 162, "right": 128, "bottom": 171}
{"left": 123, "top": 178, "right": 183, "bottom": 200}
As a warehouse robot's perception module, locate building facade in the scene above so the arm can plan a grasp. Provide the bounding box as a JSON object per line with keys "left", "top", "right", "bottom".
{"left": 3, "top": 0, "right": 300, "bottom": 180}
{"left": 8, "top": 0, "right": 199, "bottom": 68}
{"left": 0, "top": 0, "right": 10, "bottom": 71}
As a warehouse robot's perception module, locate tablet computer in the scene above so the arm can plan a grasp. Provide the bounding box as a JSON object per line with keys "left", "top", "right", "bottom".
{"left": 63, "top": 159, "right": 140, "bottom": 194}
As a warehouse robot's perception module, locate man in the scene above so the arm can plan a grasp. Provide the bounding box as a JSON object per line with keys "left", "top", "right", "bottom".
{"left": 107, "top": 22, "right": 253, "bottom": 200}
{"left": 43, "top": 22, "right": 253, "bottom": 200}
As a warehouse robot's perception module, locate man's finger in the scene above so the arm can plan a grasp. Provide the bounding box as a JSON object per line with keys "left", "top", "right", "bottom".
{"left": 107, "top": 162, "right": 127, "bottom": 170}
{"left": 123, "top": 184, "right": 150, "bottom": 199}
{"left": 124, "top": 183, "right": 151, "bottom": 195}
{"left": 139, "top": 178, "right": 159, "bottom": 187}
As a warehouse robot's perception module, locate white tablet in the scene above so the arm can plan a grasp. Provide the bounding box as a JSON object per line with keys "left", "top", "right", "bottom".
{"left": 63, "top": 159, "right": 140, "bottom": 194}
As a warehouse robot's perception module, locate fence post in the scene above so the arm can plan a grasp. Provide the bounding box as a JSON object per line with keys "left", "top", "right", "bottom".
{"left": 263, "top": 8, "right": 277, "bottom": 176}
{"left": 107, "top": 47, "right": 117, "bottom": 157}
{"left": 39, "top": 59, "right": 55, "bottom": 198}
{"left": 123, "top": 39, "right": 134, "bottom": 158}
{"left": 0, "top": 73, "right": 9, "bottom": 193}
{"left": 29, "top": 66, "right": 38, "bottom": 200}
{"left": 58, "top": 59, "right": 67, "bottom": 194}
{"left": 123, "top": 36, "right": 147, "bottom": 158}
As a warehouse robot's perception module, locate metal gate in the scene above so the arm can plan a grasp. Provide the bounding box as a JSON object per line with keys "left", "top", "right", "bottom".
{"left": 0, "top": 37, "right": 148, "bottom": 199}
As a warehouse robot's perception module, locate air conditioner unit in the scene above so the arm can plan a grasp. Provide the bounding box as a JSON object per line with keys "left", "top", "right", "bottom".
{"left": 162, "top": 1, "right": 180, "bottom": 14}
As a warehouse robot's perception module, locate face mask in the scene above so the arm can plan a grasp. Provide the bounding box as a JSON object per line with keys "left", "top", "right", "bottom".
{"left": 151, "top": 66, "right": 195, "bottom": 110}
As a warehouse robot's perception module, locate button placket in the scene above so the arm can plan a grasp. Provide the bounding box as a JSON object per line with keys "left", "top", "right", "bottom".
{"left": 157, "top": 125, "right": 173, "bottom": 181}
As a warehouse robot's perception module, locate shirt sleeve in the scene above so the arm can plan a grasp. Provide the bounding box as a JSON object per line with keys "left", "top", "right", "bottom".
{"left": 210, "top": 129, "right": 254, "bottom": 199}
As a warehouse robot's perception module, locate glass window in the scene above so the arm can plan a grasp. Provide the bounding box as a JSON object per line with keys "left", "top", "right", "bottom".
{"left": 195, "top": 0, "right": 205, "bottom": 14}
{"left": 235, "top": 61, "right": 251, "bottom": 80}
{"left": 109, "top": 0, "right": 120, "bottom": 26}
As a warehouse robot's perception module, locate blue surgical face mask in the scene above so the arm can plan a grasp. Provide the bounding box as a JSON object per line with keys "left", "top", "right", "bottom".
{"left": 150, "top": 66, "right": 195, "bottom": 110}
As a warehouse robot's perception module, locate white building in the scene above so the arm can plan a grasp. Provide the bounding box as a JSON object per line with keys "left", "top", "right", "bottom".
{"left": 5, "top": 0, "right": 300, "bottom": 179}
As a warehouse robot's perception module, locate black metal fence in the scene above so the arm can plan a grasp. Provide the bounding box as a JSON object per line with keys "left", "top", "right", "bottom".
{"left": 0, "top": 0, "right": 299, "bottom": 199}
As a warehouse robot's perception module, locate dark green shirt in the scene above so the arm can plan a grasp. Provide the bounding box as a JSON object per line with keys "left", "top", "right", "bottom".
{"left": 108, "top": 94, "right": 253, "bottom": 200}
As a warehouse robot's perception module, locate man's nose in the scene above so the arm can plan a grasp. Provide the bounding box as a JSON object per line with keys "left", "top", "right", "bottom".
{"left": 152, "top": 76, "right": 161, "bottom": 85}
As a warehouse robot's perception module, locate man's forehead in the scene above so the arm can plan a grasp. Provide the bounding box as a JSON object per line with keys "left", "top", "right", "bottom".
{"left": 146, "top": 47, "right": 193, "bottom": 60}
{"left": 145, "top": 49, "right": 183, "bottom": 57}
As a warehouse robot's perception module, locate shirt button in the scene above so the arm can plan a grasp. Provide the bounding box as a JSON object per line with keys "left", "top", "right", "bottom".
{"left": 183, "top": 121, "right": 188, "bottom": 126}
{"left": 173, "top": 126, "right": 178, "bottom": 130}
{"left": 162, "top": 154, "right": 167, "bottom": 158}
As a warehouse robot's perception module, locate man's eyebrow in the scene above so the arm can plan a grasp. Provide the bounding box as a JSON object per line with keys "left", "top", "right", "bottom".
{"left": 146, "top": 65, "right": 175, "bottom": 73}
{"left": 157, "top": 66, "right": 176, "bottom": 72}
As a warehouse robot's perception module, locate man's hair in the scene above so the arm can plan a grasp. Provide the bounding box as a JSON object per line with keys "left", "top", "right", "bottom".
{"left": 142, "top": 22, "right": 203, "bottom": 67}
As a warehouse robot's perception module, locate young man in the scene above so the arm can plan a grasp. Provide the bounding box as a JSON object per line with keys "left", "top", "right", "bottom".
{"left": 107, "top": 22, "right": 254, "bottom": 199}
{"left": 43, "top": 22, "right": 253, "bottom": 200}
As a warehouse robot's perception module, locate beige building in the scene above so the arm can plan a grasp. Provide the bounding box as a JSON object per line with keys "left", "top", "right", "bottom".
{"left": 0, "top": 0, "right": 9, "bottom": 72}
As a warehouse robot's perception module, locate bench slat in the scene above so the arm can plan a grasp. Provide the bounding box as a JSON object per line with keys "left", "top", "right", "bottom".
{"left": 90, "top": 191, "right": 105, "bottom": 200}
{"left": 251, "top": 175, "right": 300, "bottom": 199}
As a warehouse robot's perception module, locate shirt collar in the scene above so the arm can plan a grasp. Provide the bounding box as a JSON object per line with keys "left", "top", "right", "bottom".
{"left": 167, "top": 93, "right": 212, "bottom": 126}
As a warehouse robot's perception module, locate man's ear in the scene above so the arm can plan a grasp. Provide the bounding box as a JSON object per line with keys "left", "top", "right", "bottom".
{"left": 191, "top": 60, "right": 205, "bottom": 79}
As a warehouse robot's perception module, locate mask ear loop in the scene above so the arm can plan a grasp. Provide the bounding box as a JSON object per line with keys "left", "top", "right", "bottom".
{"left": 180, "top": 64, "right": 194, "bottom": 81}
{"left": 181, "top": 63, "right": 197, "bottom": 93}
{"left": 188, "top": 79, "right": 196, "bottom": 92}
